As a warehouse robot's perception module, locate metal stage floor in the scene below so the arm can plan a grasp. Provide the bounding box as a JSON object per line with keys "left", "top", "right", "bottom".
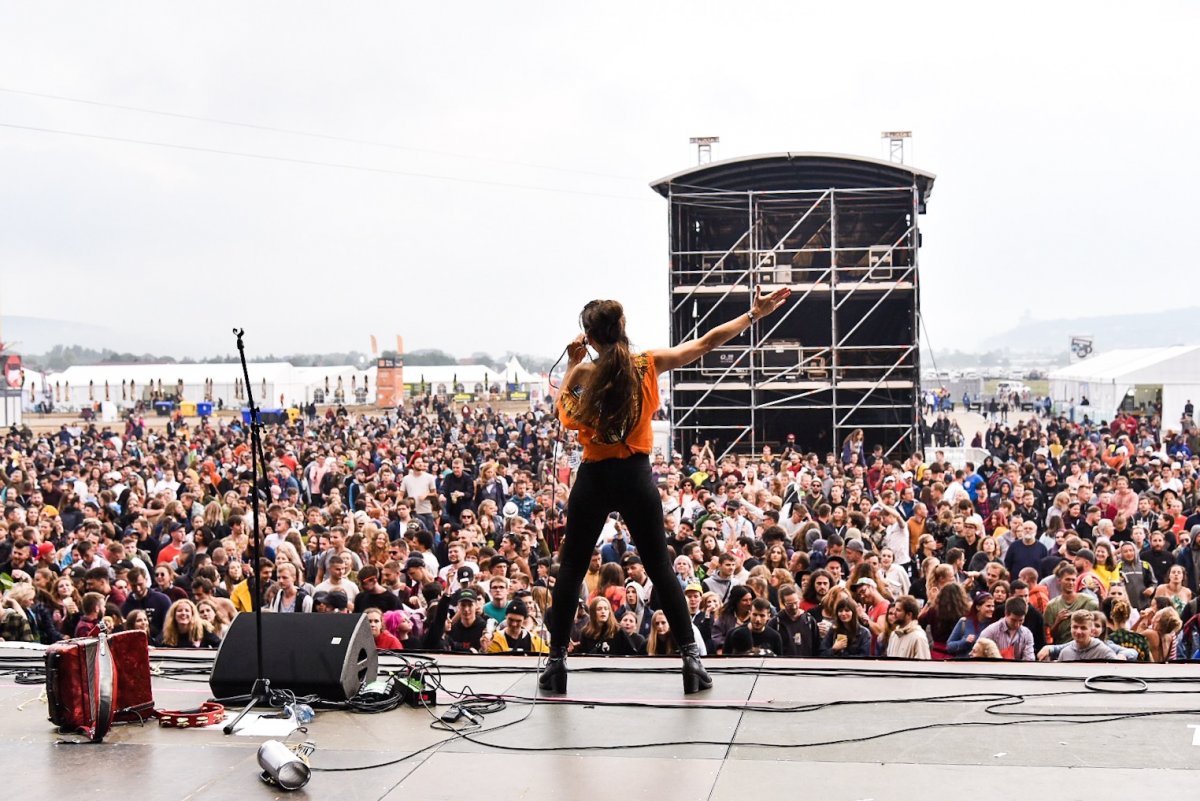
{"left": 1, "top": 647, "right": 1197, "bottom": 800}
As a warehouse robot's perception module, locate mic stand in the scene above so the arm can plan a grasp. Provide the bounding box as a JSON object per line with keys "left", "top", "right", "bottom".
{"left": 224, "top": 328, "right": 272, "bottom": 735}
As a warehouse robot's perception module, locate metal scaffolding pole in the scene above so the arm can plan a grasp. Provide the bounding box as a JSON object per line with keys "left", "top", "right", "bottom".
{"left": 911, "top": 182, "right": 923, "bottom": 453}
{"left": 829, "top": 189, "right": 839, "bottom": 454}
{"left": 663, "top": 168, "right": 927, "bottom": 460}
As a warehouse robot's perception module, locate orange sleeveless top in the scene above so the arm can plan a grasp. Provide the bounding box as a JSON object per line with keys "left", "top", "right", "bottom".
{"left": 558, "top": 352, "right": 659, "bottom": 462}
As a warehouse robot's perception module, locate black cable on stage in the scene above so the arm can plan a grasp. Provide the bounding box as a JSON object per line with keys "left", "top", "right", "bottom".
{"left": 10, "top": 647, "right": 1200, "bottom": 768}
{"left": 1082, "top": 674, "right": 1149, "bottom": 694}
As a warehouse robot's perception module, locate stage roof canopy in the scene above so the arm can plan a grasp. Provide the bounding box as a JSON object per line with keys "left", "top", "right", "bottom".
{"left": 650, "top": 152, "right": 936, "bottom": 201}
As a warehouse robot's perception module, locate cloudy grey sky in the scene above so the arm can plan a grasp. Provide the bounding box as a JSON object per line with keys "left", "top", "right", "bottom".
{"left": 2, "top": 2, "right": 1197, "bottom": 361}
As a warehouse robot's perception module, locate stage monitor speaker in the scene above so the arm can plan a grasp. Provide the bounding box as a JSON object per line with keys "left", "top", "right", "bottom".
{"left": 209, "top": 613, "right": 378, "bottom": 702}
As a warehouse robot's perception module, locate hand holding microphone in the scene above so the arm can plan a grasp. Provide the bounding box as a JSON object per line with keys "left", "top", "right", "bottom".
{"left": 566, "top": 333, "right": 588, "bottom": 367}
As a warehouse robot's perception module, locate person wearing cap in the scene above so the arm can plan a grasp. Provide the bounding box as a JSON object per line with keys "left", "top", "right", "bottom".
{"left": 947, "top": 514, "right": 982, "bottom": 563}
{"left": 437, "top": 540, "right": 479, "bottom": 592}
{"left": 312, "top": 590, "right": 349, "bottom": 613}
{"left": 843, "top": 538, "right": 866, "bottom": 570}
{"left": 1071, "top": 548, "right": 1107, "bottom": 600}
{"left": 720, "top": 499, "right": 754, "bottom": 543}
{"left": 446, "top": 589, "right": 487, "bottom": 653}
{"left": 485, "top": 598, "right": 548, "bottom": 655}
{"left": 154, "top": 520, "right": 187, "bottom": 567}
{"left": 403, "top": 555, "right": 436, "bottom": 588}
{"left": 542, "top": 289, "right": 790, "bottom": 694}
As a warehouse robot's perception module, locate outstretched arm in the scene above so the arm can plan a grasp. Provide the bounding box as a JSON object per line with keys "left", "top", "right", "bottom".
{"left": 649, "top": 287, "right": 791, "bottom": 373}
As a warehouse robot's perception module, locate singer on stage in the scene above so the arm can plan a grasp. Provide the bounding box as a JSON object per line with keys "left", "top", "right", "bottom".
{"left": 542, "top": 287, "right": 791, "bottom": 694}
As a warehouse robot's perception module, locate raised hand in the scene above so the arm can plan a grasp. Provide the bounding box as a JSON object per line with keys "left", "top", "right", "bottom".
{"left": 751, "top": 286, "right": 792, "bottom": 320}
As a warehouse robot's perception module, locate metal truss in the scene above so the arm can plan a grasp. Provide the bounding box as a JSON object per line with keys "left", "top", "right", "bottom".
{"left": 666, "top": 184, "right": 923, "bottom": 460}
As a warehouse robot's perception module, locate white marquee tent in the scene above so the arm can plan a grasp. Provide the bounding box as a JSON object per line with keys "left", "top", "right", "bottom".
{"left": 403, "top": 357, "right": 544, "bottom": 395}
{"left": 1048, "top": 346, "right": 1200, "bottom": 433}
{"left": 34, "top": 357, "right": 545, "bottom": 412}
{"left": 43, "top": 362, "right": 327, "bottom": 410}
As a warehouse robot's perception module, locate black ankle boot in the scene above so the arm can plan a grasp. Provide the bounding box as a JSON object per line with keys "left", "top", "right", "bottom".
{"left": 539, "top": 647, "right": 568, "bottom": 694}
{"left": 681, "top": 643, "right": 712, "bottom": 694}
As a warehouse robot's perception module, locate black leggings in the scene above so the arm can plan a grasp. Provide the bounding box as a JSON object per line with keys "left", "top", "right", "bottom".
{"left": 548, "top": 453, "right": 694, "bottom": 650}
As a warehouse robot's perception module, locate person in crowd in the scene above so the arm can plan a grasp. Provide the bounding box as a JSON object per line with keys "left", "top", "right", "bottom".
{"left": 445, "top": 589, "right": 487, "bottom": 653}
{"left": 921, "top": 581, "right": 970, "bottom": 660}
{"left": 160, "top": 599, "right": 221, "bottom": 648}
{"left": 73, "top": 591, "right": 106, "bottom": 638}
{"left": 712, "top": 584, "right": 755, "bottom": 654}
{"left": 3, "top": 347, "right": 1198, "bottom": 677}
{"left": 977, "top": 597, "right": 1035, "bottom": 660}
{"left": 819, "top": 596, "right": 871, "bottom": 657}
{"left": 574, "top": 596, "right": 634, "bottom": 655}
{"left": 364, "top": 607, "right": 402, "bottom": 651}
{"left": 769, "top": 583, "right": 822, "bottom": 656}
{"left": 196, "top": 598, "right": 231, "bottom": 640}
{"left": 123, "top": 608, "right": 156, "bottom": 644}
{"left": 724, "top": 597, "right": 783, "bottom": 656}
{"left": 886, "top": 596, "right": 931, "bottom": 659}
{"left": 1038, "top": 609, "right": 1120, "bottom": 662}
{"left": 1155, "top": 564, "right": 1193, "bottom": 616}
{"left": 947, "top": 592, "right": 995, "bottom": 658}
{"left": 1107, "top": 599, "right": 1152, "bottom": 661}
{"left": 1045, "top": 565, "right": 1099, "bottom": 644}
{"left": 268, "top": 561, "right": 312, "bottom": 613}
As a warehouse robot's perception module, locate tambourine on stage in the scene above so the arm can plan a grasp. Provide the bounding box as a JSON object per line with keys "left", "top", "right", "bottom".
{"left": 0, "top": 641, "right": 1194, "bottom": 800}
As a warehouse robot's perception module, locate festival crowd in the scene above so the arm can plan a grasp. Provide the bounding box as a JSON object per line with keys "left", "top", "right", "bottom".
{"left": 2, "top": 395, "right": 1200, "bottom": 665}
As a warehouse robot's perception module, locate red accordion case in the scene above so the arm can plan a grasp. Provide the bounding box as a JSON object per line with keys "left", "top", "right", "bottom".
{"left": 45, "top": 628, "right": 155, "bottom": 741}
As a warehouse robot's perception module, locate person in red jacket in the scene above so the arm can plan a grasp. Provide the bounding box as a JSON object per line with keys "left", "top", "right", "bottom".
{"left": 365, "top": 608, "right": 402, "bottom": 651}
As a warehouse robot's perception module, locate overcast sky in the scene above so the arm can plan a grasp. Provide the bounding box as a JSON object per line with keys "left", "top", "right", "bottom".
{"left": 2, "top": 2, "right": 1197, "bottom": 361}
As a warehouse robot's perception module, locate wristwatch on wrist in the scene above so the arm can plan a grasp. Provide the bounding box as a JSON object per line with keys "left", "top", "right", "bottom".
{"left": 746, "top": 309, "right": 757, "bottom": 323}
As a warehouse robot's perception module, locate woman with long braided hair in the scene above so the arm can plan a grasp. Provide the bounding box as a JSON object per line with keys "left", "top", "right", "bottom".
{"left": 542, "top": 288, "right": 791, "bottom": 694}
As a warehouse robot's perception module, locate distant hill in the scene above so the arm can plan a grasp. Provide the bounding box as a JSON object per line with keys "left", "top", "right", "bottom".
{"left": 981, "top": 308, "right": 1199, "bottom": 353}
{"left": 1, "top": 316, "right": 125, "bottom": 354}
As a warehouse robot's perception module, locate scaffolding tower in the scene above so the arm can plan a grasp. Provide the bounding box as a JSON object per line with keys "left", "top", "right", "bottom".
{"left": 650, "top": 152, "right": 936, "bottom": 460}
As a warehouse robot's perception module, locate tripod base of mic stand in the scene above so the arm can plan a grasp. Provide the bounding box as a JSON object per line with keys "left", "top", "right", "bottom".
{"left": 223, "top": 678, "right": 272, "bottom": 736}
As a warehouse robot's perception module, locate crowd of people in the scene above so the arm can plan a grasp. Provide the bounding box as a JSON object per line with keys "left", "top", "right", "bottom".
{"left": 2, "top": 395, "right": 1200, "bottom": 664}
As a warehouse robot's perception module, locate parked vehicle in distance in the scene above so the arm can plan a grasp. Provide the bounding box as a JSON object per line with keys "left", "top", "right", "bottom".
{"left": 995, "top": 380, "right": 1030, "bottom": 397}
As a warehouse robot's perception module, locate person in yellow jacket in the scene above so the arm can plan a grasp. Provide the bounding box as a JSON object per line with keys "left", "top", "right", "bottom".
{"left": 230, "top": 558, "right": 276, "bottom": 614}
{"left": 485, "top": 599, "right": 548, "bottom": 655}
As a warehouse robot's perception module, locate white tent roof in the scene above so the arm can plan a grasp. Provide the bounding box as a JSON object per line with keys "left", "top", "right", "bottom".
{"left": 49, "top": 362, "right": 299, "bottom": 385}
{"left": 1049, "top": 347, "right": 1200, "bottom": 384}
{"left": 404, "top": 359, "right": 538, "bottom": 385}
